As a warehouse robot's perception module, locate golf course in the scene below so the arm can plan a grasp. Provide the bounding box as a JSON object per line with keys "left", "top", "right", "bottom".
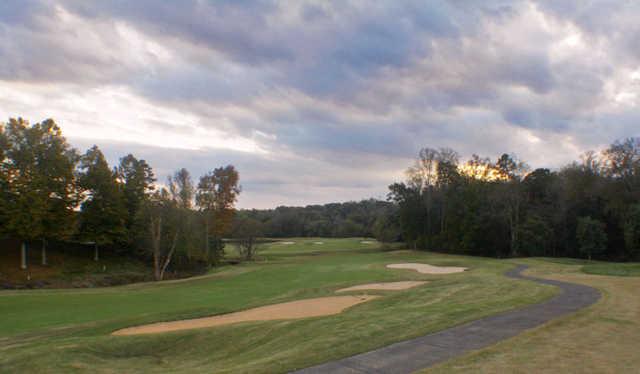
{"left": 2, "top": 238, "right": 638, "bottom": 373}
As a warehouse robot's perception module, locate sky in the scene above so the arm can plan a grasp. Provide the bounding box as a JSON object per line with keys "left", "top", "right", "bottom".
{"left": 1, "top": 0, "right": 639, "bottom": 208}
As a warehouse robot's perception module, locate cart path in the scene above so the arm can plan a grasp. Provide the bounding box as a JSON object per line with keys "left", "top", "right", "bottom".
{"left": 292, "top": 264, "right": 600, "bottom": 374}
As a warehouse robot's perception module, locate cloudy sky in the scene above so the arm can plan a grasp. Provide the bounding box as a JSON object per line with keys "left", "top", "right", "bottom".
{"left": 1, "top": 1, "right": 639, "bottom": 208}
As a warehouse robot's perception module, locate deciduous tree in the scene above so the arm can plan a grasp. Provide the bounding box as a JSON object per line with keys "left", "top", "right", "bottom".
{"left": 196, "top": 165, "right": 241, "bottom": 264}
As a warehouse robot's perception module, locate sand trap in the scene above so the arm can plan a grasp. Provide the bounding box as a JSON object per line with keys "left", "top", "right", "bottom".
{"left": 112, "top": 295, "right": 378, "bottom": 336}
{"left": 280, "top": 241, "right": 295, "bottom": 245}
{"left": 386, "top": 263, "right": 467, "bottom": 274}
{"left": 360, "top": 241, "right": 375, "bottom": 244}
{"left": 313, "top": 241, "right": 324, "bottom": 245}
{"left": 336, "top": 281, "right": 427, "bottom": 293}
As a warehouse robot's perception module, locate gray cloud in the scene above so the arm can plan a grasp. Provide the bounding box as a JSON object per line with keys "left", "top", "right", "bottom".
{"left": 1, "top": 0, "right": 639, "bottom": 207}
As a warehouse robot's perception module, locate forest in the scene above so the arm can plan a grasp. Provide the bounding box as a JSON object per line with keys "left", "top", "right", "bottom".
{"left": 1, "top": 117, "right": 639, "bottom": 282}
{"left": 387, "top": 143, "right": 640, "bottom": 261}
{"left": 0, "top": 118, "right": 241, "bottom": 280}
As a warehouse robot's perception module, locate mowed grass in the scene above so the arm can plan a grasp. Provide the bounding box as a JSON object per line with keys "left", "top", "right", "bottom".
{"left": 424, "top": 257, "right": 640, "bottom": 374}
{"left": 259, "top": 237, "right": 382, "bottom": 255}
{"left": 1, "top": 238, "right": 558, "bottom": 373}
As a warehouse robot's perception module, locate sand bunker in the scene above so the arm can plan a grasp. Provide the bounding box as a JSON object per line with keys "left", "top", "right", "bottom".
{"left": 112, "top": 295, "right": 378, "bottom": 336}
{"left": 280, "top": 241, "right": 295, "bottom": 245}
{"left": 386, "top": 263, "right": 467, "bottom": 274}
{"left": 313, "top": 241, "right": 324, "bottom": 245}
{"left": 336, "top": 281, "right": 427, "bottom": 293}
{"left": 360, "top": 240, "right": 375, "bottom": 244}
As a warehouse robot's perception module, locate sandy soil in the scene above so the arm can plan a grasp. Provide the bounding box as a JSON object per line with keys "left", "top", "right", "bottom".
{"left": 336, "top": 281, "right": 427, "bottom": 292}
{"left": 386, "top": 263, "right": 467, "bottom": 274}
{"left": 112, "top": 295, "right": 378, "bottom": 336}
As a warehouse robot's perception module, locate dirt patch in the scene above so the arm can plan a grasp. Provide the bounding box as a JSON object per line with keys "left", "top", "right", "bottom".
{"left": 386, "top": 263, "right": 467, "bottom": 274}
{"left": 112, "top": 295, "right": 378, "bottom": 336}
{"left": 280, "top": 241, "right": 296, "bottom": 245}
{"left": 360, "top": 241, "right": 375, "bottom": 244}
{"left": 313, "top": 242, "right": 324, "bottom": 245}
{"left": 336, "top": 281, "right": 427, "bottom": 292}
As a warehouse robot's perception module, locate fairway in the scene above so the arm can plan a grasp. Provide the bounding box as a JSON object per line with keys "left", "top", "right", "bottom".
{"left": 1, "top": 238, "right": 638, "bottom": 373}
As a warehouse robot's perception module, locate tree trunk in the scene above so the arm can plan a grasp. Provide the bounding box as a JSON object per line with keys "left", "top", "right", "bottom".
{"left": 151, "top": 216, "right": 162, "bottom": 281}
{"left": 41, "top": 238, "right": 47, "bottom": 266}
{"left": 20, "top": 241, "right": 27, "bottom": 270}
{"left": 94, "top": 243, "right": 99, "bottom": 262}
{"left": 159, "top": 231, "right": 179, "bottom": 281}
{"left": 205, "top": 214, "right": 210, "bottom": 264}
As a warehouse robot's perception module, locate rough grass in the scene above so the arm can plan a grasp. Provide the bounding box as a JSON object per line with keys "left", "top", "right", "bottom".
{"left": 0, "top": 238, "right": 556, "bottom": 373}
{"left": 424, "top": 258, "right": 640, "bottom": 373}
{"left": 581, "top": 262, "right": 640, "bottom": 277}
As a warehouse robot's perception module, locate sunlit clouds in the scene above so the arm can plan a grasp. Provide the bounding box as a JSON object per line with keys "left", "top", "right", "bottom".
{"left": 1, "top": 1, "right": 639, "bottom": 208}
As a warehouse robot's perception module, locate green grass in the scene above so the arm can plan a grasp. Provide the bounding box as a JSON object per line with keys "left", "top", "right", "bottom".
{"left": 0, "top": 238, "right": 556, "bottom": 373}
{"left": 259, "top": 237, "right": 383, "bottom": 255}
{"left": 581, "top": 262, "right": 640, "bottom": 276}
{"left": 540, "top": 257, "right": 640, "bottom": 277}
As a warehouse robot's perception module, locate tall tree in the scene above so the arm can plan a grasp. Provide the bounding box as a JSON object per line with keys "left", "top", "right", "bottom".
{"left": 495, "top": 153, "right": 529, "bottom": 257}
{"left": 167, "top": 168, "right": 197, "bottom": 259}
{"left": 624, "top": 204, "right": 640, "bottom": 260}
{"left": 117, "top": 154, "right": 155, "bottom": 248}
{"left": 78, "top": 146, "right": 126, "bottom": 260}
{"left": 196, "top": 165, "right": 241, "bottom": 264}
{"left": 168, "top": 168, "right": 194, "bottom": 210}
{"left": 2, "top": 118, "right": 78, "bottom": 268}
{"left": 0, "top": 124, "right": 10, "bottom": 236}
{"left": 232, "top": 215, "right": 264, "bottom": 261}
{"left": 144, "top": 188, "right": 179, "bottom": 280}
{"left": 407, "top": 148, "right": 439, "bottom": 249}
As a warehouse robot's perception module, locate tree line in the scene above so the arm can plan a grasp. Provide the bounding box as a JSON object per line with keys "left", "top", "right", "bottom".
{"left": 388, "top": 139, "right": 640, "bottom": 261}
{"left": 235, "top": 199, "right": 395, "bottom": 239}
{"left": 0, "top": 118, "right": 241, "bottom": 279}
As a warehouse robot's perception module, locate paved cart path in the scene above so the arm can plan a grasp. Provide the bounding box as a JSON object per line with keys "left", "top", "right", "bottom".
{"left": 292, "top": 265, "right": 600, "bottom": 374}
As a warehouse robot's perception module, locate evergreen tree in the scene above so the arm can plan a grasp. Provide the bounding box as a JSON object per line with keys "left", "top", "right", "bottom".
{"left": 78, "top": 146, "right": 127, "bottom": 259}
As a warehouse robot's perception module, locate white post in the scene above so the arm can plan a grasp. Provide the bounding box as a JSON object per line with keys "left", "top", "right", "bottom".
{"left": 20, "top": 242, "right": 27, "bottom": 270}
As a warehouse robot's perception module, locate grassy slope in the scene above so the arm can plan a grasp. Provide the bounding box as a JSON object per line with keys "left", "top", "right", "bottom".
{"left": 425, "top": 257, "right": 640, "bottom": 374}
{"left": 0, "top": 239, "right": 556, "bottom": 373}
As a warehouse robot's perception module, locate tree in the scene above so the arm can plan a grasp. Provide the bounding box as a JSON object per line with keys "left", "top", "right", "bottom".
{"left": 168, "top": 168, "right": 194, "bottom": 210}
{"left": 118, "top": 154, "right": 155, "bottom": 248}
{"left": 372, "top": 210, "right": 401, "bottom": 248}
{"left": 407, "top": 148, "right": 438, "bottom": 249}
{"left": 0, "top": 125, "right": 9, "bottom": 230}
{"left": 2, "top": 118, "right": 79, "bottom": 268}
{"left": 78, "top": 146, "right": 127, "bottom": 260}
{"left": 167, "top": 168, "right": 198, "bottom": 259}
{"left": 624, "top": 204, "right": 640, "bottom": 260}
{"left": 196, "top": 165, "right": 241, "bottom": 264}
{"left": 518, "top": 214, "right": 553, "bottom": 257}
{"left": 144, "top": 188, "right": 179, "bottom": 280}
{"left": 388, "top": 182, "right": 423, "bottom": 249}
{"left": 233, "top": 216, "right": 264, "bottom": 261}
{"left": 495, "top": 153, "right": 529, "bottom": 257}
{"left": 576, "top": 216, "right": 607, "bottom": 260}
